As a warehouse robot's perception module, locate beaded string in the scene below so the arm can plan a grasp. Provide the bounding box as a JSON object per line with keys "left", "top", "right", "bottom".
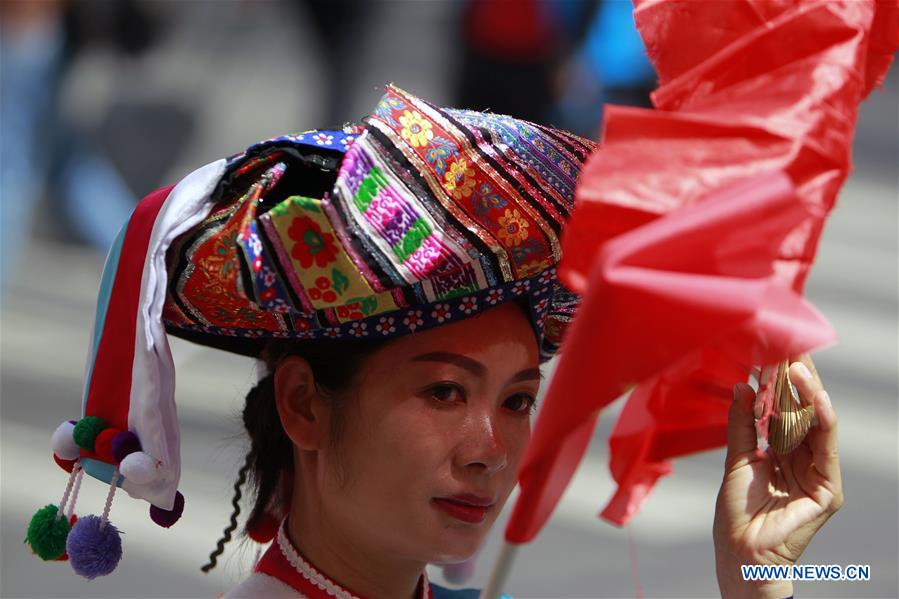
{"left": 56, "top": 462, "right": 83, "bottom": 520}
{"left": 100, "top": 469, "right": 120, "bottom": 530}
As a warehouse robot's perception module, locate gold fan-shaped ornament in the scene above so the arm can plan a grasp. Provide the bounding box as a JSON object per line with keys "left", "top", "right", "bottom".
{"left": 767, "top": 360, "right": 817, "bottom": 454}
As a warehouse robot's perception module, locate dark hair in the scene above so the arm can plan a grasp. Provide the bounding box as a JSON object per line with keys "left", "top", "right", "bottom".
{"left": 201, "top": 337, "right": 388, "bottom": 572}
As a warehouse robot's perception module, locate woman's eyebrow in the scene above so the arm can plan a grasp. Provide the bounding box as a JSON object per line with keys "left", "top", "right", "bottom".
{"left": 410, "top": 352, "right": 486, "bottom": 377}
{"left": 409, "top": 352, "right": 542, "bottom": 383}
{"left": 507, "top": 368, "right": 543, "bottom": 384}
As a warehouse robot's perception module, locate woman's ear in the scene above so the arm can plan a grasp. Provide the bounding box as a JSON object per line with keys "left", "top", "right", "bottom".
{"left": 274, "top": 355, "right": 328, "bottom": 450}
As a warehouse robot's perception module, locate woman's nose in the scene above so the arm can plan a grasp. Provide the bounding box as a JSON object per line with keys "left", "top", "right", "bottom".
{"left": 458, "top": 411, "right": 508, "bottom": 475}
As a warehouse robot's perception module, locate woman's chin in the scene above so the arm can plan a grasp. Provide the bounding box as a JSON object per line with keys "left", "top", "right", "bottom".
{"left": 424, "top": 528, "right": 486, "bottom": 563}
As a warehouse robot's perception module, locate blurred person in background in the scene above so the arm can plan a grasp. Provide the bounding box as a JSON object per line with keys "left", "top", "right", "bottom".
{"left": 550, "top": 0, "right": 656, "bottom": 138}
{"left": 455, "top": 0, "right": 578, "bottom": 122}
{"left": 285, "top": 0, "right": 374, "bottom": 128}
{"left": 454, "top": 0, "right": 654, "bottom": 139}
{"left": 0, "top": 0, "right": 157, "bottom": 289}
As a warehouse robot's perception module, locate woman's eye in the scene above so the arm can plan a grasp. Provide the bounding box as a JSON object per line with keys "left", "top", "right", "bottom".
{"left": 429, "top": 383, "right": 464, "bottom": 403}
{"left": 504, "top": 393, "right": 537, "bottom": 414}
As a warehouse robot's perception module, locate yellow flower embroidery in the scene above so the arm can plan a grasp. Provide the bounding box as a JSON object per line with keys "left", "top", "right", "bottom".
{"left": 497, "top": 208, "right": 530, "bottom": 246}
{"left": 399, "top": 110, "right": 434, "bottom": 148}
{"left": 516, "top": 258, "right": 551, "bottom": 278}
{"left": 444, "top": 159, "right": 476, "bottom": 199}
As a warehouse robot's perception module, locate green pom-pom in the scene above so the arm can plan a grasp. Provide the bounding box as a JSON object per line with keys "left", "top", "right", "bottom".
{"left": 26, "top": 504, "right": 71, "bottom": 560}
{"left": 73, "top": 416, "right": 106, "bottom": 451}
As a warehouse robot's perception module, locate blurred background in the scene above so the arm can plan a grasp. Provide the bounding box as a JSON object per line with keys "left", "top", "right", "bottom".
{"left": 1, "top": 1, "right": 895, "bottom": 597}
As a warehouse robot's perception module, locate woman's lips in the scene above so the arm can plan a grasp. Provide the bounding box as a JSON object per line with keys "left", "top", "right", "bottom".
{"left": 432, "top": 497, "right": 493, "bottom": 524}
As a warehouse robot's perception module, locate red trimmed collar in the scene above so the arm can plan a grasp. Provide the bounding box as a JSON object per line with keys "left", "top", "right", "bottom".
{"left": 256, "top": 522, "right": 432, "bottom": 599}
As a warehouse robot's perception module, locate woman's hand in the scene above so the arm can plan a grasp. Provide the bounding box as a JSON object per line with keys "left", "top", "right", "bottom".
{"left": 713, "top": 354, "right": 843, "bottom": 598}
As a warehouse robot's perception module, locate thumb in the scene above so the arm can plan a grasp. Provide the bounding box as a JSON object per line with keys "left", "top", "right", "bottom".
{"left": 725, "top": 383, "right": 758, "bottom": 468}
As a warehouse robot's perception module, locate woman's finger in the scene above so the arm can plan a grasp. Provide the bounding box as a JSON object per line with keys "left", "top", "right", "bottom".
{"left": 807, "top": 388, "right": 842, "bottom": 491}
{"left": 795, "top": 352, "right": 823, "bottom": 386}
{"left": 725, "top": 383, "right": 758, "bottom": 468}
{"left": 789, "top": 360, "right": 823, "bottom": 408}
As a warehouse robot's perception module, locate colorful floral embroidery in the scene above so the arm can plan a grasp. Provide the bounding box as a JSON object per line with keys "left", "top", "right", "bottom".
{"left": 348, "top": 322, "right": 368, "bottom": 337}
{"left": 336, "top": 302, "right": 365, "bottom": 320}
{"left": 458, "top": 296, "right": 478, "bottom": 315}
{"left": 472, "top": 182, "right": 508, "bottom": 216}
{"left": 202, "top": 231, "right": 241, "bottom": 279}
{"left": 486, "top": 289, "right": 504, "bottom": 305}
{"left": 497, "top": 208, "right": 530, "bottom": 246}
{"left": 375, "top": 316, "right": 396, "bottom": 335}
{"left": 399, "top": 110, "right": 434, "bottom": 148}
{"left": 373, "top": 95, "right": 408, "bottom": 127}
{"left": 404, "top": 309, "right": 424, "bottom": 332}
{"left": 308, "top": 276, "right": 339, "bottom": 303}
{"left": 288, "top": 216, "right": 339, "bottom": 268}
{"left": 227, "top": 129, "right": 360, "bottom": 170}
{"left": 265, "top": 196, "right": 401, "bottom": 315}
{"left": 169, "top": 271, "right": 561, "bottom": 361}
{"left": 510, "top": 238, "right": 545, "bottom": 266}
{"left": 444, "top": 159, "right": 476, "bottom": 199}
{"left": 423, "top": 136, "right": 458, "bottom": 177}
{"left": 511, "top": 280, "right": 531, "bottom": 295}
{"left": 430, "top": 303, "right": 451, "bottom": 323}
{"left": 534, "top": 295, "right": 552, "bottom": 329}
{"left": 167, "top": 86, "right": 592, "bottom": 365}
{"left": 517, "top": 258, "right": 552, "bottom": 278}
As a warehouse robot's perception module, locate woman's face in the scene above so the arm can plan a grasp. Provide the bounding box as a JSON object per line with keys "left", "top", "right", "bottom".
{"left": 318, "top": 301, "right": 540, "bottom": 564}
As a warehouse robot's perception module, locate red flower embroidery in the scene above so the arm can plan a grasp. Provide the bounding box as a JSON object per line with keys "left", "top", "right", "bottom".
{"left": 288, "top": 216, "right": 339, "bottom": 268}
{"left": 308, "top": 276, "right": 338, "bottom": 303}
{"left": 336, "top": 302, "right": 364, "bottom": 320}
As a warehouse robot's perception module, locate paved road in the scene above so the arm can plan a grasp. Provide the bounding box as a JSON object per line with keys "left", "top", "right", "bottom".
{"left": 2, "top": 3, "right": 896, "bottom": 598}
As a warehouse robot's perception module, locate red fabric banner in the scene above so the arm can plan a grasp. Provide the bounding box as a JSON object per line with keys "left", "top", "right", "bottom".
{"left": 505, "top": 0, "right": 897, "bottom": 541}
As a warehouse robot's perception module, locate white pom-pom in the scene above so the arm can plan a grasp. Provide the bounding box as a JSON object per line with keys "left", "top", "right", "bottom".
{"left": 52, "top": 421, "right": 80, "bottom": 460}
{"left": 120, "top": 452, "right": 161, "bottom": 485}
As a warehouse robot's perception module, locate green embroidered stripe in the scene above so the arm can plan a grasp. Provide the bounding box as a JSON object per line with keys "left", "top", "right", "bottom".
{"left": 353, "top": 166, "right": 389, "bottom": 213}
{"left": 392, "top": 218, "right": 432, "bottom": 263}
{"left": 436, "top": 283, "right": 480, "bottom": 301}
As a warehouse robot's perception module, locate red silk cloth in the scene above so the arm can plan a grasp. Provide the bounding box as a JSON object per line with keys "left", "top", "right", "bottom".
{"left": 506, "top": 0, "right": 898, "bottom": 543}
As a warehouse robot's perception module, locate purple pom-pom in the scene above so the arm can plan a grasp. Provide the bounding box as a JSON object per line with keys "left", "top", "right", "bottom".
{"left": 149, "top": 491, "right": 184, "bottom": 528}
{"left": 111, "top": 431, "right": 142, "bottom": 463}
{"left": 66, "top": 515, "right": 122, "bottom": 579}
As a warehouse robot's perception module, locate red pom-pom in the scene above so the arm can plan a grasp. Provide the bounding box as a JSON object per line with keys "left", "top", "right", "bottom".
{"left": 247, "top": 511, "right": 280, "bottom": 543}
{"left": 93, "top": 428, "right": 121, "bottom": 464}
{"left": 56, "top": 515, "right": 78, "bottom": 561}
{"left": 53, "top": 453, "right": 76, "bottom": 473}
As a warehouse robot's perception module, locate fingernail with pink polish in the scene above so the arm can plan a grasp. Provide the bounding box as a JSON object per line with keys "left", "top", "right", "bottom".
{"left": 819, "top": 390, "right": 831, "bottom": 407}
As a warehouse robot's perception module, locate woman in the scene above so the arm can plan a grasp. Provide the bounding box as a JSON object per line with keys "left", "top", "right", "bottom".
{"left": 226, "top": 304, "right": 840, "bottom": 599}
{"left": 34, "top": 85, "right": 841, "bottom": 598}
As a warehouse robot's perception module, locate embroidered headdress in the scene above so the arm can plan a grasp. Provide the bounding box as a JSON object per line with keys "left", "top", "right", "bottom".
{"left": 28, "top": 85, "right": 594, "bottom": 577}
